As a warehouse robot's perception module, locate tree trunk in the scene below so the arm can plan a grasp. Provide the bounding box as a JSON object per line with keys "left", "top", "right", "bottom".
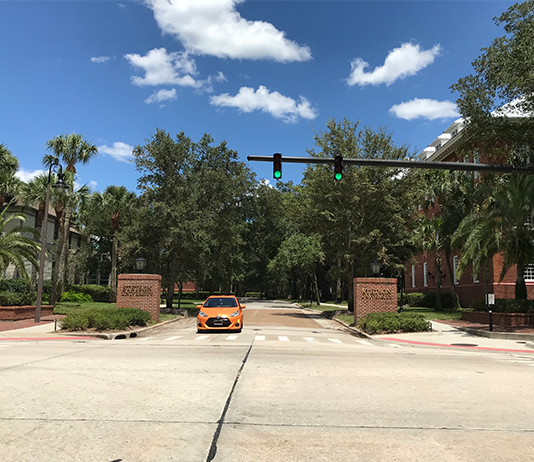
{"left": 109, "top": 230, "right": 118, "bottom": 302}
{"left": 313, "top": 270, "right": 321, "bottom": 305}
{"left": 166, "top": 280, "right": 175, "bottom": 308}
{"left": 515, "top": 264, "right": 527, "bottom": 300}
{"left": 346, "top": 260, "right": 354, "bottom": 312}
{"left": 435, "top": 257, "right": 443, "bottom": 310}
{"left": 443, "top": 249, "right": 459, "bottom": 308}
{"left": 57, "top": 208, "right": 73, "bottom": 300}
{"left": 50, "top": 215, "right": 64, "bottom": 306}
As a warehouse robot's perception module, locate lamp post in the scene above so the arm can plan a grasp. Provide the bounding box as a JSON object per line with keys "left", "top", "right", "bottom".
{"left": 135, "top": 257, "right": 146, "bottom": 273}
{"left": 370, "top": 261, "right": 381, "bottom": 277}
{"left": 35, "top": 159, "right": 66, "bottom": 323}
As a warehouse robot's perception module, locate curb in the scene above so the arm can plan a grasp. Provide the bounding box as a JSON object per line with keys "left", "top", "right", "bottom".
{"left": 454, "top": 326, "right": 534, "bottom": 343}
{"left": 295, "top": 304, "right": 372, "bottom": 339}
{"left": 61, "top": 315, "right": 192, "bottom": 340}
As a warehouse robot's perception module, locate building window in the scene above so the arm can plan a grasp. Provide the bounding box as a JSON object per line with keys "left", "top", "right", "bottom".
{"left": 473, "top": 149, "right": 480, "bottom": 180}
{"left": 423, "top": 262, "right": 428, "bottom": 287}
{"left": 472, "top": 261, "right": 479, "bottom": 283}
{"left": 525, "top": 264, "right": 534, "bottom": 281}
{"left": 411, "top": 265, "right": 416, "bottom": 288}
{"left": 453, "top": 255, "right": 459, "bottom": 285}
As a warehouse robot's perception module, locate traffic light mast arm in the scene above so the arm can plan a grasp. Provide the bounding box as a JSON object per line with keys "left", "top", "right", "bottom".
{"left": 248, "top": 155, "right": 534, "bottom": 174}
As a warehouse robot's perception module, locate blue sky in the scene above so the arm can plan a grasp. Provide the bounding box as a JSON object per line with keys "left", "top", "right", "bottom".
{"left": 0, "top": 0, "right": 518, "bottom": 193}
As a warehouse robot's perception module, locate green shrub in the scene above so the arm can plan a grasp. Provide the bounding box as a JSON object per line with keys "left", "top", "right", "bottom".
{"left": 401, "top": 292, "right": 425, "bottom": 307}
{"left": 357, "top": 312, "right": 431, "bottom": 335}
{"left": 493, "top": 299, "right": 534, "bottom": 313}
{"left": 68, "top": 284, "right": 112, "bottom": 302}
{"left": 0, "top": 279, "right": 31, "bottom": 293}
{"left": 61, "top": 307, "right": 151, "bottom": 331}
{"left": 0, "top": 290, "right": 36, "bottom": 306}
{"left": 61, "top": 291, "right": 94, "bottom": 303}
{"left": 420, "top": 291, "right": 455, "bottom": 309}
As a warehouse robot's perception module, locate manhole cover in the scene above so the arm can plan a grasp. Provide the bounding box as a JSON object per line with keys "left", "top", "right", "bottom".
{"left": 451, "top": 343, "right": 478, "bottom": 347}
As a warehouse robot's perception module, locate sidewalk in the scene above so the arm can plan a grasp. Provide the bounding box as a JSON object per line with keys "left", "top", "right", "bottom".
{"left": 376, "top": 320, "right": 534, "bottom": 353}
{"left": 0, "top": 316, "right": 103, "bottom": 340}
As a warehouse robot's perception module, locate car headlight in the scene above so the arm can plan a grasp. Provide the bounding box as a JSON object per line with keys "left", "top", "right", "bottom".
{"left": 229, "top": 310, "right": 240, "bottom": 317}
{"left": 198, "top": 310, "right": 208, "bottom": 317}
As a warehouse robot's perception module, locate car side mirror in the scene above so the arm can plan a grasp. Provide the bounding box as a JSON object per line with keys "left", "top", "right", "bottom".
{"left": 241, "top": 304, "right": 246, "bottom": 309}
{"left": 196, "top": 305, "right": 202, "bottom": 309}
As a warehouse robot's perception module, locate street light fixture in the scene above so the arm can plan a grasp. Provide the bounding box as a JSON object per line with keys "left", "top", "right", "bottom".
{"left": 35, "top": 158, "right": 66, "bottom": 323}
{"left": 135, "top": 257, "right": 147, "bottom": 273}
{"left": 370, "top": 261, "right": 381, "bottom": 277}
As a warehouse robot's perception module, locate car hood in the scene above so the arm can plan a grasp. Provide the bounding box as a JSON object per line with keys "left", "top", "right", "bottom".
{"left": 200, "top": 307, "right": 240, "bottom": 317}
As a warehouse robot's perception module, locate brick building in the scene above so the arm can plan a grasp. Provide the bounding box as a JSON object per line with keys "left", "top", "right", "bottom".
{"left": 404, "top": 117, "right": 534, "bottom": 307}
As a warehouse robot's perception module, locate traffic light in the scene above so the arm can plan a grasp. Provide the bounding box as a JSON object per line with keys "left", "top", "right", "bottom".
{"left": 273, "top": 153, "right": 282, "bottom": 179}
{"left": 334, "top": 155, "right": 343, "bottom": 181}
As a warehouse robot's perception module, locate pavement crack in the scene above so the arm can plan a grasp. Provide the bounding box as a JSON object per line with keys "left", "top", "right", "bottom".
{"left": 206, "top": 340, "right": 254, "bottom": 462}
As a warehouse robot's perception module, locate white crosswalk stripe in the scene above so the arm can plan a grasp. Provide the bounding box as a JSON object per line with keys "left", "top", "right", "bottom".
{"left": 138, "top": 337, "right": 153, "bottom": 341}
{"left": 357, "top": 340, "right": 373, "bottom": 346}
{"left": 328, "top": 338, "right": 342, "bottom": 344}
{"left": 195, "top": 336, "right": 209, "bottom": 341}
{"left": 255, "top": 335, "right": 265, "bottom": 341}
{"left": 278, "top": 336, "right": 290, "bottom": 342}
{"left": 165, "top": 336, "right": 182, "bottom": 341}
{"left": 304, "top": 337, "right": 316, "bottom": 342}
{"left": 226, "top": 335, "right": 238, "bottom": 341}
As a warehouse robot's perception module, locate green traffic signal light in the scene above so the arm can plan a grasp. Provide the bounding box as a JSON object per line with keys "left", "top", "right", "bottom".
{"left": 334, "top": 155, "right": 343, "bottom": 181}
{"left": 273, "top": 153, "right": 282, "bottom": 179}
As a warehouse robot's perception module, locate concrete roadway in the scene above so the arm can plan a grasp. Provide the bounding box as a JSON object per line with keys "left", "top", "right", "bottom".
{"left": 1, "top": 300, "right": 534, "bottom": 462}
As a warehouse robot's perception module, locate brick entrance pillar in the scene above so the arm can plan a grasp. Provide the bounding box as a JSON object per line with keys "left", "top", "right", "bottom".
{"left": 116, "top": 274, "right": 162, "bottom": 322}
{"left": 353, "top": 277, "right": 398, "bottom": 323}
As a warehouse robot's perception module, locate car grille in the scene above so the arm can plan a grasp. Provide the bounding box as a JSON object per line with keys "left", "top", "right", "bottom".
{"left": 206, "top": 318, "right": 232, "bottom": 328}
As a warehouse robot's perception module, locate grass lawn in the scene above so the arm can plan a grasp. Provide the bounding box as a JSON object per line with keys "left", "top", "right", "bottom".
{"left": 403, "top": 306, "right": 465, "bottom": 321}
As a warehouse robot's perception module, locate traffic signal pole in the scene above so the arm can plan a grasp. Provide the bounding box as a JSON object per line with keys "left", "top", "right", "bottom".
{"left": 247, "top": 154, "right": 534, "bottom": 174}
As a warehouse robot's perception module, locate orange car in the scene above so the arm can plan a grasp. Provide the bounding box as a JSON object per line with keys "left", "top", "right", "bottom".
{"left": 196, "top": 295, "right": 245, "bottom": 333}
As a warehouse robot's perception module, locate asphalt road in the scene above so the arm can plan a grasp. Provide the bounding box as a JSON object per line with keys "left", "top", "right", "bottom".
{"left": 1, "top": 300, "right": 534, "bottom": 462}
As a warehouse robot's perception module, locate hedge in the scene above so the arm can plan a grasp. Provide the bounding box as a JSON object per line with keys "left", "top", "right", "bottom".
{"left": 471, "top": 298, "right": 534, "bottom": 313}
{"left": 68, "top": 284, "right": 112, "bottom": 302}
{"left": 0, "top": 291, "right": 36, "bottom": 306}
{"left": 357, "top": 312, "right": 432, "bottom": 335}
{"left": 61, "top": 307, "right": 151, "bottom": 331}
{"left": 61, "top": 291, "right": 94, "bottom": 303}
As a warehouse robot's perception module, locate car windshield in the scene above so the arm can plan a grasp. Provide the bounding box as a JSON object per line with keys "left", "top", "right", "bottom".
{"left": 203, "top": 298, "right": 238, "bottom": 308}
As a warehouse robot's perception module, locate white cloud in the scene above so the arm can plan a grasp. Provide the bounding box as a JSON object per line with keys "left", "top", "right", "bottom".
{"left": 90, "top": 56, "right": 111, "bottom": 63}
{"left": 145, "top": 88, "right": 178, "bottom": 104}
{"left": 15, "top": 168, "right": 45, "bottom": 183}
{"left": 98, "top": 142, "right": 134, "bottom": 163}
{"left": 210, "top": 85, "right": 317, "bottom": 123}
{"left": 125, "top": 48, "right": 201, "bottom": 87}
{"left": 347, "top": 43, "right": 441, "bottom": 87}
{"left": 389, "top": 98, "right": 459, "bottom": 120}
{"left": 144, "top": 0, "right": 311, "bottom": 62}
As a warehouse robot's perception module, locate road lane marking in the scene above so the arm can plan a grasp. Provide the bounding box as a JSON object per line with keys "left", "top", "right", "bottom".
{"left": 304, "top": 337, "right": 316, "bottom": 342}
{"left": 196, "top": 336, "right": 209, "bottom": 341}
{"left": 138, "top": 337, "right": 153, "bottom": 341}
{"left": 389, "top": 343, "right": 402, "bottom": 348}
{"left": 255, "top": 335, "right": 265, "bottom": 341}
{"left": 278, "top": 336, "right": 290, "bottom": 342}
{"left": 357, "top": 340, "right": 373, "bottom": 346}
{"left": 165, "top": 336, "right": 182, "bottom": 341}
{"left": 328, "top": 338, "right": 342, "bottom": 344}
{"left": 226, "top": 335, "right": 238, "bottom": 341}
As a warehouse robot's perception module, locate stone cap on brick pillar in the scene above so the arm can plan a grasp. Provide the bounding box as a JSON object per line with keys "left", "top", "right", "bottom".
{"left": 354, "top": 277, "right": 398, "bottom": 283}
{"left": 118, "top": 274, "right": 162, "bottom": 281}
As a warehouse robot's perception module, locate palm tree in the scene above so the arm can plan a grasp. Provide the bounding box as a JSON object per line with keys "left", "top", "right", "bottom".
{"left": 454, "top": 173, "right": 534, "bottom": 299}
{"left": 0, "top": 144, "right": 21, "bottom": 210}
{"left": 0, "top": 205, "right": 40, "bottom": 282}
{"left": 101, "top": 186, "right": 137, "bottom": 301}
{"left": 45, "top": 133, "right": 98, "bottom": 173}
{"left": 415, "top": 215, "right": 444, "bottom": 309}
